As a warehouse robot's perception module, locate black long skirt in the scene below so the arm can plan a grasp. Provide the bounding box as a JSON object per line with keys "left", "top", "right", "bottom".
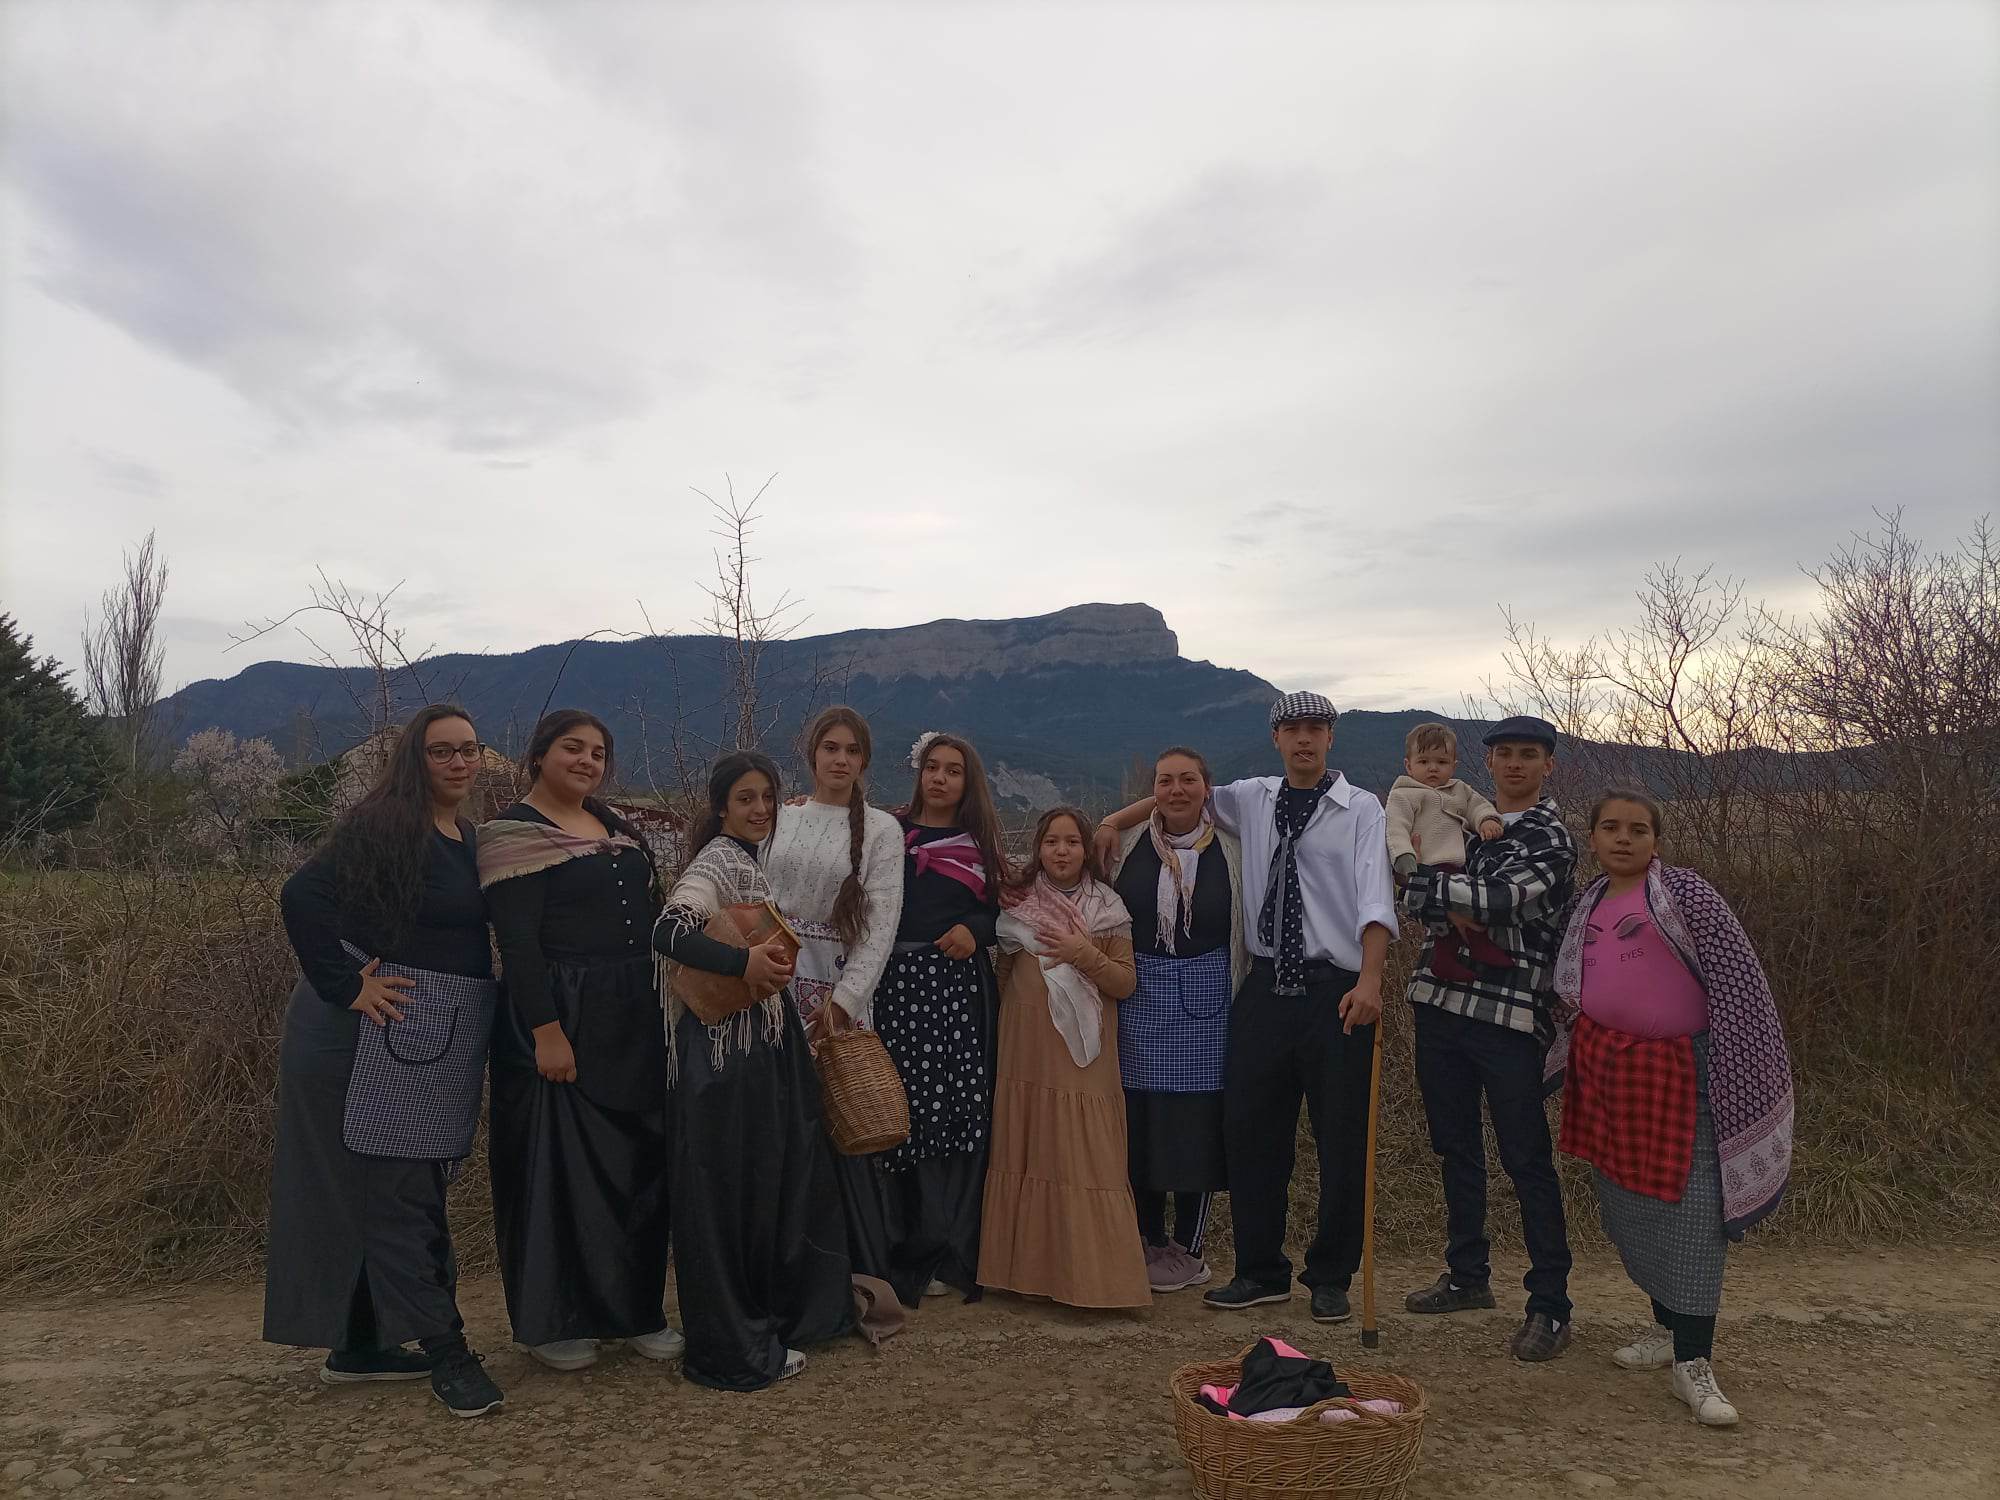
{"left": 263, "top": 979, "right": 463, "bottom": 1351}
{"left": 672, "top": 999, "right": 853, "bottom": 1391}
{"left": 839, "top": 946, "right": 997, "bottom": 1306}
{"left": 489, "top": 954, "right": 671, "bottom": 1346}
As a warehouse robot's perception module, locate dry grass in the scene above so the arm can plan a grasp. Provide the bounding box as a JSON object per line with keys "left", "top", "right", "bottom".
{"left": 3, "top": 851, "right": 1994, "bottom": 1293}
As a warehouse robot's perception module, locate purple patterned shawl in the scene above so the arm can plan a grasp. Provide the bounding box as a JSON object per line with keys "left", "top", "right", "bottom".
{"left": 1548, "top": 860, "right": 1794, "bottom": 1239}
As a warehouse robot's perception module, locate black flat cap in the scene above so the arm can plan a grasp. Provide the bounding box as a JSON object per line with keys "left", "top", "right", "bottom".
{"left": 1481, "top": 714, "right": 1559, "bottom": 749}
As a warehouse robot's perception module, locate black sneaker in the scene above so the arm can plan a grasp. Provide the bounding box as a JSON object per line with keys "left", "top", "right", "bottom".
{"left": 1509, "top": 1312, "right": 1573, "bottom": 1362}
{"left": 1403, "top": 1272, "right": 1497, "bottom": 1315}
{"left": 1202, "top": 1277, "right": 1292, "bottom": 1310}
{"left": 431, "top": 1346, "right": 505, "bottom": 1418}
{"left": 1310, "top": 1286, "right": 1352, "bottom": 1324}
{"left": 320, "top": 1346, "right": 434, "bottom": 1385}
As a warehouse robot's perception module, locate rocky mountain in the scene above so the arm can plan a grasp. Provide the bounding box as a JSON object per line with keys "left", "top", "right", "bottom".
{"left": 153, "top": 603, "right": 1503, "bottom": 805}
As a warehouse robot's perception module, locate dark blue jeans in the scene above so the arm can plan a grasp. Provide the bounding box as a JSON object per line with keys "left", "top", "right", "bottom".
{"left": 1412, "top": 1003, "right": 1573, "bottom": 1322}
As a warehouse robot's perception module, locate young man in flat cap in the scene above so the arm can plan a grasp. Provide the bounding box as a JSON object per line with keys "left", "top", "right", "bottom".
{"left": 1399, "top": 714, "right": 1578, "bottom": 1360}
{"left": 1098, "top": 691, "right": 1397, "bottom": 1322}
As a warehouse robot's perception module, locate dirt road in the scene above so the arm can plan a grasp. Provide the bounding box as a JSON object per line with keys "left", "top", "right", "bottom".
{"left": 3, "top": 1246, "right": 1995, "bottom": 1498}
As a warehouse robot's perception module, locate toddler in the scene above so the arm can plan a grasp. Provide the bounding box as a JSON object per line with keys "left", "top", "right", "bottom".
{"left": 1387, "top": 723, "right": 1510, "bottom": 971}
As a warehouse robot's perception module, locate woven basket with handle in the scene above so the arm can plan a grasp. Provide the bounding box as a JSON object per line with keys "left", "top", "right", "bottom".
{"left": 813, "top": 1025, "right": 910, "bottom": 1155}
{"left": 1168, "top": 1346, "right": 1428, "bottom": 1500}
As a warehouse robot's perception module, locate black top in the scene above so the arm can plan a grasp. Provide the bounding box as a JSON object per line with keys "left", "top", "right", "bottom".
{"left": 896, "top": 819, "right": 1000, "bottom": 947}
{"left": 280, "top": 826, "right": 490, "bottom": 1006}
{"left": 485, "top": 802, "right": 662, "bottom": 1030}
{"left": 1114, "top": 833, "right": 1234, "bottom": 958}
{"left": 654, "top": 836, "right": 757, "bottom": 978}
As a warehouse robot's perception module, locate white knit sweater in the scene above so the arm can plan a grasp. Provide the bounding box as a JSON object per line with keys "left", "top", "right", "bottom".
{"left": 765, "top": 798, "right": 905, "bottom": 1025}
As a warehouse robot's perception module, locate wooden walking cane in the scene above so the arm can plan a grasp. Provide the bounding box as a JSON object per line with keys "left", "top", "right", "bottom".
{"left": 1360, "top": 1012, "right": 1387, "bottom": 1349}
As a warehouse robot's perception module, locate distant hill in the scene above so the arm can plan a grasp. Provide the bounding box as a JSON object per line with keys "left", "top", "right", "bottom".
{"left": 154, "top": 603, "right": 1512, "bottom": 806}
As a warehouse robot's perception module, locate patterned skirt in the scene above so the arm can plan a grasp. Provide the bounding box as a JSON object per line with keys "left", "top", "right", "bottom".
{"left": 1594, "top": 1034, "right": 1728, "bottom": 1315}
{"left": 872, "top": 943, "right": 989, "bottom": 1165}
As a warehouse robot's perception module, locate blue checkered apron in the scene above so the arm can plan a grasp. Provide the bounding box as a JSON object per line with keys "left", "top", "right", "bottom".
{"left": 1118, "top": 946, "right": 1232, "bottom": 1093}
{"left": 339, "top": 942, "right": 497, "bottom": 1161}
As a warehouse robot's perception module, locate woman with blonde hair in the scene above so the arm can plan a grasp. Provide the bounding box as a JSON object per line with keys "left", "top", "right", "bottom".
{"left": 979, "top": 805, "right": 1149, "bottom": 1309}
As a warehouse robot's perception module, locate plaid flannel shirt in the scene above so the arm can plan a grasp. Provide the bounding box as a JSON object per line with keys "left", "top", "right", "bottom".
{"left": 1402, "top": 797, "right": 1576, "bottom": 1043}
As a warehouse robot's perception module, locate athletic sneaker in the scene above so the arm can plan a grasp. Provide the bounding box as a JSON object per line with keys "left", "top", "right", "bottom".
{"left": 627, "top": 1326, "right": 686, "bottom": 1362}
{"left": 430, "top": 1347, "right": 505, "bottom": 1418}
{"left": 1148, "top": 1244, "right": 1213, "bottom": 1294}
{"left": 780, "top": 1348, "right": 807, "bottom": 1380}
{"left": 1672, "top": 1358, "right": 1740, "bottom": 1427}
{"left": 1202, "top": 1276, "right": 1291, "bottom": 1310}
{"left": 319, "top": 1346, "right": 434, "bottom": 1384}
{"left": 1613, "top": 1325, "right": 1676, "bottom": 1371}
{"left": 924, "top": 1280, "right": 953, "bottom": 1298}
{"left": 522, "top": 1338, "right": 599, "bottom": 1371}
{"left": 1403, "top": 1272, "right": 1497, "bottom": 1315}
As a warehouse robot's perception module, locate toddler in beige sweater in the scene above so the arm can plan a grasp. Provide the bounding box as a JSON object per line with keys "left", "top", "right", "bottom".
{"left": 1387, "top": 722, "right": 1511, "bottom": 971}
{"left": 1387, "top": 722, "right": 1504, "bottom": 878}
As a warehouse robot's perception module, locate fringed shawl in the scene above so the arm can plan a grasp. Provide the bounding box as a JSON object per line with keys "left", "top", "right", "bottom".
{"left": 1549, "top": 861, "right": 1794, "bottom": 1238}
{"left": 654, "top": 836, "right": 787, "bottom": 1083}
{"left": 997, "top": 873, "right": 1132, "bottom": 1068}
{"left": 476, "top": 814, "right": 641, "bottom": 890}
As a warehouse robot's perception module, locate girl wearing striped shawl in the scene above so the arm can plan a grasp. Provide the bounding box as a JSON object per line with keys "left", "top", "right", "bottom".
{"left": 652, "top": 752, "right": 854, "bottom": 1390}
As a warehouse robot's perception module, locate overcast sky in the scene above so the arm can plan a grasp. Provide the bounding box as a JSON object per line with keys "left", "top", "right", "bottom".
{"left": 3, "top": 0, "right": 1995, "bottom": 715}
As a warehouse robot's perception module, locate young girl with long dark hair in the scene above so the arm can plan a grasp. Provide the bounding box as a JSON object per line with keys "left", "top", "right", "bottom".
{"left": 480, "top": 709, "right": 677, "bottom": 1373}
{"left": 266, "top": 704, "right": 504, "bottom": 1417}
{"left": 865, "top": 731, "right": 1007, "bottom": 1304}
{"left": 651, "top": 751, "right": 854, "bottom": 1388}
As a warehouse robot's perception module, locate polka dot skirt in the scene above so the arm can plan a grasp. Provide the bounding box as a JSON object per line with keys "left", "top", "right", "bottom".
{"left": 872, "top": 948, "right": 988, "bottom": 1165}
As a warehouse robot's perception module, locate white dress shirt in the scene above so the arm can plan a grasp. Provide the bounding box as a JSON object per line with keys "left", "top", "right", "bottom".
{"left": 1208, "top": 774, "right": 1399, "bottom": 972}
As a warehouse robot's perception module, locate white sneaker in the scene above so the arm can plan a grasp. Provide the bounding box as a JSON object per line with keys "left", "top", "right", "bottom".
{"left": 924, "top": 1279, "right": 952, "bottom": 1298}
{"left": 522, "top": 1338, "right": 599, "bottom": 1371}
{"left": 627, "top": 1326, "right": 686, "bottom": 1362}
{"left": 780, "top": 1347, "right": 806, "bottom": 1380}
{"left": 1672, "top": 1358, "right": 1741, "bottom": 1427}
{"left": 1613, "top": 1325, "right": 1675, "bottom": 1370}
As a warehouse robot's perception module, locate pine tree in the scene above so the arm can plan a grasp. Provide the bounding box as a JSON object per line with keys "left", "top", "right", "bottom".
{"left": 0, "top": 613, "right": 109, "bottom": 840}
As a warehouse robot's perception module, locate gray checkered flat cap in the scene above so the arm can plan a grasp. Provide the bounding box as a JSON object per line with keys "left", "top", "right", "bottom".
{"left": 1269, "top": 690, "right": 1339, "bottom": 728}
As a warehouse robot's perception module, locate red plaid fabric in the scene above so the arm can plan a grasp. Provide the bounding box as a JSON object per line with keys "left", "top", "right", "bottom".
{"left": 1558, "top": 1012, "right": 1697, "bottom": 1202}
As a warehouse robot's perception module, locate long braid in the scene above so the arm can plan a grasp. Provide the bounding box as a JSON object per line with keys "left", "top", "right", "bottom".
{"left": 831, "top": 777, "right": 867, "bottom": 946}
{"left": 806, "top": 703, "right": 875, "bottom": 948}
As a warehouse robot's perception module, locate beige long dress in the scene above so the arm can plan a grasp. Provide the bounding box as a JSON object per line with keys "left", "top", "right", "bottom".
{"left": 977, "top": 933, "right": 1150, "bottom": 1309}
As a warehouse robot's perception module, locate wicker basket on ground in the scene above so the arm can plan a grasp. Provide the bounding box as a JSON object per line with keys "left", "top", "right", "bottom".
{"left": 813, "top": 1025, "right": 910, "bottom": 1155}
{"left": 1168, "top": 1347, "right": 1428, "bottom": 1500}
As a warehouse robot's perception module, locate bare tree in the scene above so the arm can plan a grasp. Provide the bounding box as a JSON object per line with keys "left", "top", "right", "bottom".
{"left": 693, "top": 474, "right": 806, "bottom": 750}
{"left": 82, "top": 530, "right": 169, "bottom": 774}
{"left": 232, "top": 571, "right": 448, "bottom": 743}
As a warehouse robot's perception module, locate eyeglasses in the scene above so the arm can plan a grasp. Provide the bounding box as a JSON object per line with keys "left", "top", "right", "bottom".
{"left": 425, "top": 742, "right": 486, "bottom": 764}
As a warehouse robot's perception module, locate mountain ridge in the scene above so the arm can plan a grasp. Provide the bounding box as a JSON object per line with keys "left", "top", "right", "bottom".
{"left": 154, "top": 603, "right": 1502, "bottom": 803}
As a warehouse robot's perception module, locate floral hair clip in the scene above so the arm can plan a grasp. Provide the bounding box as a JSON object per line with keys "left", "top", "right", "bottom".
{"left": 908, "top": 730, "right": 944, "bottom": 770}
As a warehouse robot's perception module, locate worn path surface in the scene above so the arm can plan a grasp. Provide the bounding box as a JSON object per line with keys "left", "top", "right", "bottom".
{"left": 3, "top": 1246, "right": 1996, "bottom": 1498}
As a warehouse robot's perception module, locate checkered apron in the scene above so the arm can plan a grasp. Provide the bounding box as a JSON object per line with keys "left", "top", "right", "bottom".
{"left": 339, "top": 942, "right": 498, "bottom": 1161}
{"left": 1118, "top": 946, "right": 1232, "bottom": 1093}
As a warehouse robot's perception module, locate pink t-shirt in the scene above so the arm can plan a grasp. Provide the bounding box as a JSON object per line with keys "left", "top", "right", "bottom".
{"left": 1578, "top": 883, "right": 1710, "bottom": 1039}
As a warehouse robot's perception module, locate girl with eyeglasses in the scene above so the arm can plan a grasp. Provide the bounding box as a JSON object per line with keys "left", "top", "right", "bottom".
{"left": 265, "top": 704, "right": 505, "bottom": 1417}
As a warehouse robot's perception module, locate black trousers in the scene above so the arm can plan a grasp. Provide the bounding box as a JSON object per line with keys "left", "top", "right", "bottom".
{"left": 1411, "top": 1002, "right": 1573, "bottom": 1321}
{"left": 1223, "top": 960, "right": 1376, "bottom": 1291}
